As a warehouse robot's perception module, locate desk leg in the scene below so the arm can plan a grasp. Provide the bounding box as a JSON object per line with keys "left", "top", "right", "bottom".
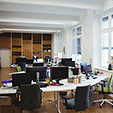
{"left": 47, "top": 91, "right": 57, "bottom": 104}
{"left": 56, "top": 91, "right": 61, "bottom": 113}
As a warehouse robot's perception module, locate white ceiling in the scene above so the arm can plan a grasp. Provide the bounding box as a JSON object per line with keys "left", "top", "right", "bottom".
{"left": 0, "top": 0, "right": 111, "bottom": 34}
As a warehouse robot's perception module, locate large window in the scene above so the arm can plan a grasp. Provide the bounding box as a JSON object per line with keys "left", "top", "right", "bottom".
{"left": 111, "top": 31, "right": 113, "bottom": 56}
{"left": 58, "top": 34, "right": 62, "bottom": 59}
{"left": 111, "top": 15, "right": 113, "bottom": 27}
{"left": 102, "top": 33, "right": 109, "bottom": 66}
{"left": 72, "top": 39, "right": 75, "bottom": 61}
{"left": 72, "top": 26, "right": 82, "bottom": 62}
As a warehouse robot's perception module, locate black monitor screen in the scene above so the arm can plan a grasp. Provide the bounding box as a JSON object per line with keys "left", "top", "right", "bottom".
{"left": 86, "top": 64, "right": 92, "bottom": 73}
{"left": 50, "top": 67, "right": 68, "bottom": 85}
{"left": 44, "top": 55, "right": 51, "bottom": 62}
{"left": 81, "top": 62, "right": 87, "bottom": 73}
{"left": 16, "top": 58, "right": 26, "bottom": 64}
{"left": 26, "top": 67, "right": 47, "bottom": 82}
{"left": 26, "top": 59, "right": 33, "bottom": 64}
{"left": 61, "top": 58, "right": 72, "bottom": 66}
{"left": 12, "top": 72, "right": 32, "bottom": 87}
{"left": 65, "top": 61, "right": 75, "bottom": 67}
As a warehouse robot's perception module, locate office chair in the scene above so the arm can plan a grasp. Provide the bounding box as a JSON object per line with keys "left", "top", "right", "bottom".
{"left": 18, "top": 62, "right": 26, "bottom": 71}
{"left": 62, "top": 85, "right": 90, "bottom": 112}
{"left": 93, "top": 74, "right": 113, "bottom": 108}
{"left": 19, "top": 84, "right": 42, "bottom": 112}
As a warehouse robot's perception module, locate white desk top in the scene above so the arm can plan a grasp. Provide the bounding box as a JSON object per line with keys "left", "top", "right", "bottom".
{"left": 9, "top": 71, "right": 26, "bottom": 75}
{"left": 0, "top": 74, "right": 107, "bottom": 95}
{"left": 41, "top": 75, "right": 107, "bottom": 92}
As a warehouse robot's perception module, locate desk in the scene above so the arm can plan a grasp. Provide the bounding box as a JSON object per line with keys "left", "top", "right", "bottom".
{"left": 0, "top": 74, "right": 107, "bottom": 113}
{"left": 41, "top": 75, "right": 107, "bottom": 113}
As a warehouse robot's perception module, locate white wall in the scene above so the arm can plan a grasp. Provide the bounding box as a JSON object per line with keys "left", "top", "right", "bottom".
{"left": 62, "top": 26, "right": 72, "bottom": 58}
{"left": 80, "top": 10, "right": 94, "bottom": 65}
{"left": 52, "top": 10, "right": 100, "bottom": 69}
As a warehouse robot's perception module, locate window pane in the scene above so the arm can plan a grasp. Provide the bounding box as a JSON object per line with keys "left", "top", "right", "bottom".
{"left": 102, "top": 33, "right": 108, "bottom": 66}
{"left": 72, "top": 39, "right": 75, "bottom": 61}
{"left": 111, "top": 15, "right": 113, "bottom": 27}
{"left": 102, "top": 16, "right": 108, "bottom": 29}
{"left": 76, "top": 27, "right": 81, "bottom": 35}
{"left": 72, "top": 39, "right": 75, "bottom": 54}
{"left": 76, "top": 37, "right": 81, "bottom": 61}
{"left": 58, "top": 34, "right": 62, "bottom": 40}
{"left": 72, "top": 29, "right": 75, "bottom": 36}
{"left": 58, "top": 41, "right": 62, "bottom": 53}
{"left": 111, "top": 31, "right": 113, "bottom": 56}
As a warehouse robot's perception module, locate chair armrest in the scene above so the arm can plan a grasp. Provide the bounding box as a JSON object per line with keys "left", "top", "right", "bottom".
{"left": 101, "top": 80, "right": 108, "bottom": 82}
{"left": 99, "top": 83, "right": 106, "bottom": 93}
{"left": 99, "top": 83, "right": 106, "bottom": 86}
{"left": 62, "top": 96, "right": 70, "bottom": 100}
{"left": 101, "top": 80, "right": 108, "bottom": 87}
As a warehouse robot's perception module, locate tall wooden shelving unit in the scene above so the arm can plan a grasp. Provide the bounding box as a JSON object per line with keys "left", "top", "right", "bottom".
{"left": 33, "top": 34, "right": 42, "bottom": 59}
{"left": 43, "top": 34, "right": 52, "bottom": 59}
{"left": 11, "top": 33, "right": 22, "bottom": 64}
{"left": 0, "top": 33, "right": 52, "bottom": 65}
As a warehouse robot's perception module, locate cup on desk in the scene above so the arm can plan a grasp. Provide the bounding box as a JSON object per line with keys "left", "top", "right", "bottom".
{"left": 74, "top": 78, "right": 79, "bottom": 84}
{"left": 53, "top": 82, "right": 56, "bottom": 86}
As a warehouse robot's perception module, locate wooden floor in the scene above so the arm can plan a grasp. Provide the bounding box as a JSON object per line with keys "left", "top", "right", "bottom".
{"left": 0, "top": 67, "right": 113, "bottom": 113}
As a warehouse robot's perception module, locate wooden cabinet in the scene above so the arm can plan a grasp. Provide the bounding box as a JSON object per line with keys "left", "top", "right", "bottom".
{"left": 33, "top": 34, "right": 42, "bottom": 59}
{"left": 11, "top": 33, "right": 22, "bottom": 64}
{"left": 0, "top": 33, "right": 10, "bottom": 48}
{"left": 0, "top": 33, "right": 52, "bottom": 65}
{"left": 23, "top": 33, "right": 32, "bottom": 59}
{"left": 43, "top": 34, "right": 52, "bottom": 59}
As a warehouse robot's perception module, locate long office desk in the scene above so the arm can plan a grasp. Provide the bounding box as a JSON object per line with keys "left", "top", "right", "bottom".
{"left": 0, "top": 74, "right": 107, "bottom": 113}
{"left": 41, "top": 74, "right": 107, "bottom": 113}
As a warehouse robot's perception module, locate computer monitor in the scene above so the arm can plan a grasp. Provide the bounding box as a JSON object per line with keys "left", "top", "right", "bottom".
{"left": 16, "top": 58, "right": 26, "bottom": 64}
{"left": 12, "top": 72, "right": 32, "bottom": 87}
{"left": 86, "top": 64, "right": 92, "bottom": 74}
{"left": 26, "top": 59, "right": 33, "bottom": 64}
{"left": 50, "top": 67, "right": 68, "bottom": 85}
{"left": 37, "top": 59, "right": 43, "bottom": 63}
{"left": 81, "top": 62, "right": 87, "bottom": 74}
{"left": 33, "top": 63, "right": 44, "bottom": 67}
{"left": 33, "top": 56, "right": 38, "bottom": 61}
{"left": 61, "top": 58, "right": 72, "bottom": 66}
{"left": 26, "top": 67, "right": 47, "bottom": 82}
{"left": 44, "top": 56, "right": 51, "bottom": 62}
{"left": 64, "top": 60, "right": 75, "bottom": 67}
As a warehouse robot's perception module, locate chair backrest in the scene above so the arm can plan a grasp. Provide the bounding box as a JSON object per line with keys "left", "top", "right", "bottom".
{"left": 75, "top": 85, "right": 90, "bottom": 112}
{"left": 18, "top": 62, "right": 26, "bottom": 71}
{"left": 108, "top": 74, "right": 113, "bottom": 93}
{"left": 20, "top": 84, "right": 41, "bottom": 110}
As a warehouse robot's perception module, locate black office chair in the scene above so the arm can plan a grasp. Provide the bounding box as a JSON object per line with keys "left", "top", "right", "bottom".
{"left": 93, "top": 74, "right": 113, "bottom": 107}
{"left": 19, "top": 84, "right": 42, "bottom": 112}
{"left": 63, "top": 85, "right": 90, "bottom": 112}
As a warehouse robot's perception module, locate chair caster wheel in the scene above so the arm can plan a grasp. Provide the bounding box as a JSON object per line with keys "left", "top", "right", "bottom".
{"left": 100, "top": 106, "right": 102, "bottom": 108}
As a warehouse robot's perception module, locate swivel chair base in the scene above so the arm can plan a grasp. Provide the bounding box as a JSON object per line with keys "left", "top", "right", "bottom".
{"left": 93, "top": 98, "right": 113, "bottom": 108}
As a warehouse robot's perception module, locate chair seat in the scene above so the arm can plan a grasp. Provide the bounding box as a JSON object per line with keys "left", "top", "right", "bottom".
{"left": 67, "top": 98, "right": 75, "bottom": 108}
{"left": 95, "top": 87, "right": 108, "bottom": 93}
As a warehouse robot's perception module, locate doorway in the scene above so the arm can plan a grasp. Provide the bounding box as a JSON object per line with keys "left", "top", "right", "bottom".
{"left": 0, "top": 48, "right": 11, "bottom": 67}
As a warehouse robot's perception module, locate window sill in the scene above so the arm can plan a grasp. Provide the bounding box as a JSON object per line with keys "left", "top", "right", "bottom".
{"left": 96, "top": 67, "right": 113, "bottom": 73}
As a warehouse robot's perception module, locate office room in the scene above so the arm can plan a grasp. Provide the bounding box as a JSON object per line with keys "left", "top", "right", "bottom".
{"left": 0, "top": 0, "right": 113, "bottom": 113}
